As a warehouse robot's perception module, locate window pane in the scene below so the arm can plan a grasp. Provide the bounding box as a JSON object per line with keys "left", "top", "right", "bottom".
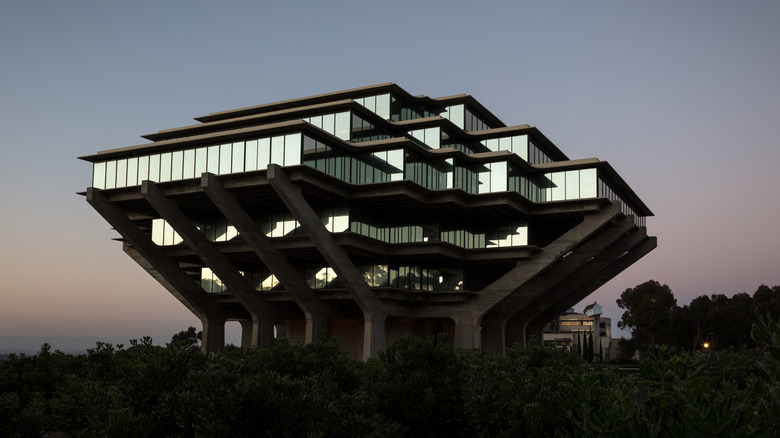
{"left": 428, "top": 127, "right": 440, "bottom": 149}
{"left": 335, "top": 112, "right": 350, "bottom": 140}
{"left": 172, "top": 150, "right": 184, "bottom": 181}
{"left": 333, "top": 210, "right": 349, "bottom": 232}
{"left": 566, "top": 170, "right": 580, "bottom": 200}
{"left": 232, "top": 141, "right": 245, "bottom": 173}
{"left": 478, "top": 166, "right": 491, "bottom": 194}
{"left": 116, "top": 159, "right": 127, "bottom": 188}
{"left": 151, "top": 219, "right": 164, "bottom": 245}
{"left": 126, "top": 157, "right": 138, "bottom": 186}
{"left": 513, "top": 135, "right": 528, "bottom": 161}
{"left": 499, "top": 137, "right": 511, "bottom": 152}
{"left": 551, "top": 172, "right": 565, "bottom": 201}
{"left": 364, "top": 95, "right": 376, "bottom": 113}
{"left": 284, "top": 133, "right": 301, "bottom": 165}
{"left": 160, "top": 152, "right": 172, "bottom": 182}
{"left": 449, "top": 104, "right": 464, "bottom": 129}
{"left": 271, "top": 135, "right": 284, "bottom": 165}
{"left": 376, "top": 94, "right": 390, "bottom": 119}
{"left": 163, "top": 221, "right": 174, "bottom": 246}
{"left": 259, "top": 137, "right": 271, "bottom": 169}
{"left": 195, "top": 147, "right": 207, "bottom": 175}
{"left": 93, "top": 162, "right": 106, "bottom": 189}
{"left": 138, "top": 156, "right": 149, "bottom": 182}
{"left": 491, "top": 162, "right": 507, "bottom": 192}
{"left": 580, "top": 168, "right": 597, "bottom": 198}
{"left": 207, "top": 145, "right": 220, "bottom": 174}
{"left": 183, "top": 149, "right": 195, "bottom": 179}
{"left": 323, "top": 113, "right": 334, "bottom": 135}
{"left": 148, "top": 154, "right": 160, "bottom": 182}
{"left": 105, "top": 160, "right": 117, "bottom": 189}
{"left": 219, "top": 143, "right": 232, "bottom": 175}
{"left": 245, "top": 140, "right": 258, "bottom": 171}
{"left": 388, "top": 149, "right": 404, "bottom": 181}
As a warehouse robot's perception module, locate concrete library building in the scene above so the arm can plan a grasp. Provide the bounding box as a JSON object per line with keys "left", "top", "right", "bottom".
{"left": 81, "top": 83, "right": 655, "bottom": 360}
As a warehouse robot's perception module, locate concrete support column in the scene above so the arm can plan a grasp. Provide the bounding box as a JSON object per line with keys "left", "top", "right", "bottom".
{"left": 480, "top": 317, "right": 506, "bottom": 354}
{"left": 239, "top": 320, "right": 253, "bottom": 349}
{"left": 306, "top": 306, "right": 329, "bottom": 344}
{"left": 201, "top": 314, "right": 226, "bottom": 353}
{"left": 522, "top": 320, "right": 546, "bottom": 347}
{"left": 452, "top": 311, "right": 482, "bottom": 350}
{"left": 504, "top": 315, "right": 528, "bottom": 349}
{"left": 362, "top": 311, "right": 387, "bottom": 360}
{"left": 267, "top": 165, "right": 393, "bottom": 359}
{"left": 239, "top": 316, "right": 275, "bottom": 349}
{"left": 202, "top": 172, "right": 330, "bottom": 346}
{"left": 141, "top": 180, "right": 275, "bottom": 349}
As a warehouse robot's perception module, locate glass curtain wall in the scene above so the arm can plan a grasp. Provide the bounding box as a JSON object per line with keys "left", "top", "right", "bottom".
{"left": 93, "top": 133, "right": 302, "bottom": 189}
{"left": 353, "top": 94, "right": 391, "bottom": 120}
{"left": 302, "top": 135, "right": 403, "bottom": 184}
{"left": 441, "top": 104, "right": 490, "bottom": 132}
{"left": 201, "top": 264, "right": 466, "bottom": 293}
{"left": 152, "top": 208, "right": 348, "bottom": 246}
{"left": 407, "top": 127, "right": 441, "bottom": 149}
{"left": 201, "top": 267, "right": 282, "bottom": 293}
{"left": 302, "top": 112, "right": 351, "bottom": 140}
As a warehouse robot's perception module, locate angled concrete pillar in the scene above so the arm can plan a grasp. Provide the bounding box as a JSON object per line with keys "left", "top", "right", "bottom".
{"left": 495, "top": 216, "right": 639, "bottom": 347}
{"left": 86, "top": 188, "right": 229, "bottom": 353}
{"left": 471, "top": 202, "right": 622, "bottom": 352}
{"left": 201, "top": 172, "right": 329, "bottom": 344}
{"left": 141, "top": 180, "right": 275, "bottom": 349}
{"left": 529, "top": 235, "right": 657, "bottom": 331}
{"left": 452, "top": 311, "right": 482, "bottom": 349}
{"left": 267, "top": 165, "right": 388, "bottom": 359}
{"left": 201, "top": 314, "right": 227, "bottom": 353}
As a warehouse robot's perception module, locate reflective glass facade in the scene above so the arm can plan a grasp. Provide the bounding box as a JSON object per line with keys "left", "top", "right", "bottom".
{"left": 201, "top": 264, "right": 465, "bottom": 294}
{"left": 98, "top": 128, "right": 631, "bottom": 219}
{"left": 90, "top": 84, "right": 650, "bottom": 292}
{"left": 154, "top": 206, "right": 527, "bottom": 250}
{"left": 441, "top": 104, "right": 491, "bottom": 132}
{"left": 93, "top": 133, "right": 302, "bottom": 189}
{"left": 353, "top": 94, "right": 391, "bottom": 119}
{"left": 96, "top": 110, "right": 645, "bottom": 232}
{"left": 83, "top": 84, "right": 654, "bottom": 357}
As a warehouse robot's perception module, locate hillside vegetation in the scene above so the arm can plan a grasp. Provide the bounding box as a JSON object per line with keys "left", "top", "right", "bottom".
{"left": 2, "top": 311, "right": 780, "bottom": 437}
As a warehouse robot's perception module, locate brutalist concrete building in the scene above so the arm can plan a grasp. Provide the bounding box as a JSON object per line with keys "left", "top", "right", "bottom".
{"left": 80, "top": 83, "right": 655, "bottom": 359}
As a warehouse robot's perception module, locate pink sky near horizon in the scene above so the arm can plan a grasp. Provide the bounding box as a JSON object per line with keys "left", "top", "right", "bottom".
{"left": 1, "top": 1, "right": 779, "bottom": 349}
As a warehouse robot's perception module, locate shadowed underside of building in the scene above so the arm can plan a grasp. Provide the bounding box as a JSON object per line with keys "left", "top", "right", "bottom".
{"left": 79, "top": 83, "right": 655, "bottom": 360}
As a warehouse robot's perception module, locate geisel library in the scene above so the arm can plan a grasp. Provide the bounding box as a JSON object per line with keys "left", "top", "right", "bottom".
{"left": 80, "top": 83, "right": 655, "bottom": 360}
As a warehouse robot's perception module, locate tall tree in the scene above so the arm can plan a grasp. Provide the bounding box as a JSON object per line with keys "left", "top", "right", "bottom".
{"left": 617, "top": 280, "right": 678, "bottom": 355}
{"left": 754, "top": 285, "right": 780, "bottom": 320}
{"left": 586, "top": 331, "right": 594, "bottom": 363}
{"left": 169, "top": 326, "right": 202, "bottom": 350}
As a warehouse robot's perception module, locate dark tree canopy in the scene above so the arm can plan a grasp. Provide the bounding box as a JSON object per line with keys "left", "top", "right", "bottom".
{"left": 617, "top": 282, "right": 780, "bottom": 356}
{"left": 617, "top": 280, "right": 678, "bottom": 353}
{"left": 169, "top": 326, "right": 202, "bottom": 350}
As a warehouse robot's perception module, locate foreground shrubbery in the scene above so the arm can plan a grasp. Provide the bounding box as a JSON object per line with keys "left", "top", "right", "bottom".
{"left": 2, "top": 316, "right": 780, "bottom": 437}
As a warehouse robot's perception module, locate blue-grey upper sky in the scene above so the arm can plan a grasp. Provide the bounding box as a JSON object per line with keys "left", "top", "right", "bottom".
{"left": 2, "top": 1, "right": 779, "bottom": 348}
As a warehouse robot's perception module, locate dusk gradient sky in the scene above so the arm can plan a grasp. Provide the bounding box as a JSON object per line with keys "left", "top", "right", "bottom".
{"left": 2, "top": 1, "right": 779, "bottom": 349}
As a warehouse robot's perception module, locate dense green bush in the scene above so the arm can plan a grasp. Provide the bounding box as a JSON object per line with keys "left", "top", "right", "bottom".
{"left": 3, "top": 326, "right": 780, "bottom": 437}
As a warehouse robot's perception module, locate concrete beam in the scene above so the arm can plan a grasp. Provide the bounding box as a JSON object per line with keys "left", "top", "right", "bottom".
{"left": 267, "top": 164, "right": 392, "bottom": 359}
{"left": 455, "top": 202, "right": 622, "bottom": 352}
{"left": 141, "top": 180, "right": 275, "bottom": 349}
{"left": 201, "top": 172, "right": 330, "bottom": 344}
{"left": 531, "top": 235, "right": 657, "bottom": 328}
{"left": 505, "top": 227, "right": 651, "bottom": 348}
{"left": 86, "top": 188, "right": 229, "bottom": 353}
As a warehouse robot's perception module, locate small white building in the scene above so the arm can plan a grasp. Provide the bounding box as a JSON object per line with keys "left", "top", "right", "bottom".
{"left": 542, "top": 302, "right": 616, "bottom": 361}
